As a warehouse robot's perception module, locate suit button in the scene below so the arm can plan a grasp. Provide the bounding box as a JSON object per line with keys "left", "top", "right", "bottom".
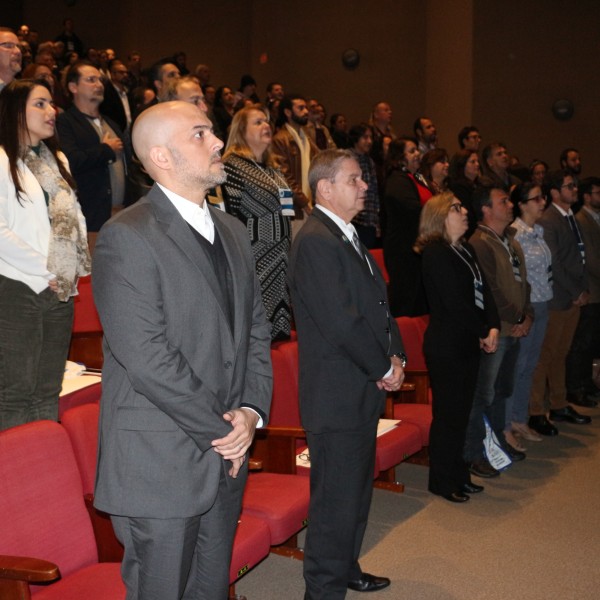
{"left": 224, "top": 361, "right": 232, "bottom": 369}
{"left": 379, "top": 300, "right": 387, "bottom": 305}
{"left": 385, "top": 327, "right": 390, "bottom": 333}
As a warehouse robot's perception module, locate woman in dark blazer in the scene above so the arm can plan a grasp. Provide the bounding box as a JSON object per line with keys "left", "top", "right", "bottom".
{"left": 382, "top": 136, "right": 432, "bottom": 316}
{"left": 414, "top": 192, "right": 499, "bottom": 502}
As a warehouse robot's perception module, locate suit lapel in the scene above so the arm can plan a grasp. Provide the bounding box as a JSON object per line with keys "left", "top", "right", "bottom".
{"left": 210, "top": 207, "right": 245, "bottom": 347}
{"left": 148, "top": 185, "right": 233, "bottom": 340}
{"left": 311, "top": 209, "right": 382, "bottom": 283}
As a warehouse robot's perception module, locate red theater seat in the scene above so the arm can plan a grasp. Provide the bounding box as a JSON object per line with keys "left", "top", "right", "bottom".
{"left": 0, "top": 420, "right": 125, "bottom": 599}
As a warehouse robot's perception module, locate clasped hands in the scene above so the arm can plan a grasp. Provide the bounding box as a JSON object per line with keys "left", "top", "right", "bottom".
{"left": 376, "top": 355, "right": 405, "bottom": 392}
{"left": 211, "top": 408, "right": 259, "bottom": 478}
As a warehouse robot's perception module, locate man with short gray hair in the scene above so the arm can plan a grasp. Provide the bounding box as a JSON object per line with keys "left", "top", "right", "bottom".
{"left": 0, "top": 28, "right": 22, "bottom": 90}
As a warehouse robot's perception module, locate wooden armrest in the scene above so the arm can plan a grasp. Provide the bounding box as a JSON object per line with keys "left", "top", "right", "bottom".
{"left": 251, "top": 426, "right": 307, "bottom": 474}
{"left": 84, "top": 494, "right": 124, "bottom": 563}
{"left": 248, "top": 458, "right": 263, "bottom": 471}
{"left": 0, "top": 554, "right": 59, "bottom": 583}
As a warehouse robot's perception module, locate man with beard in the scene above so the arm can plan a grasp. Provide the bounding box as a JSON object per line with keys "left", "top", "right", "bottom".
{"left": 414, "top": 115, "right": 438, "bottom": 156}
{"left": 92, "top": 101, "right": 272, "bottom": 600}
{"left": 560, "top": 147, "right": 582, "bottom": 184}
{"left": 272, "top": 94, "right": 319, "bottom": 236}
{"left": 57, "top": 61, "right": 127, "bottom": 241}
{"left": 0, "top": 27, "right": 22, "bottom": 91}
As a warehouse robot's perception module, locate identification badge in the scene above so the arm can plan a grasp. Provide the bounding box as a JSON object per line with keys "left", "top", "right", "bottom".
{"left": 578, "top": 242, "right": 586, "bottom": 265}
{"left": 278, "top": 187, "right": 294, "bottom": 216}
{"left": 547, "top": 264, "right": 553, "bottom": 283}
{"left": 511, "top": 256, "right": 522, "bottom": 282}
{"left": 474, "top": 279, "right": 484, "bottom": 310}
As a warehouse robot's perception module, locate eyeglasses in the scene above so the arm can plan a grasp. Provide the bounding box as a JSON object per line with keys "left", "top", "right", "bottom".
{"left": 526, "top": 194, "right": 545, "bottom": 203}
{"left": 561, "top": 182, "right": 577, "bottom": 190}
{"left": 81, "top": 76, "right": 102, "bottom": 84}
{"left": 0, "top": 42, "right": 20, "bottom": 51}
{"left": 450, "top": 203, "right": 464, "bottom": 213}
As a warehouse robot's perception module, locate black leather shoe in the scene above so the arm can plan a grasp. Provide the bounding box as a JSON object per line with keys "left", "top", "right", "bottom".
{"left": 528, "top": 415, "right": 558, "bottom": 436}
{"left": 442, "top": 491, "right": 470, "bottom": 503}
{"left": 503, "top": 442, "right": 526, "bottom": 461}
{"left": 549, "top": 406, "right": 592, "bottom": 425}
{"left": 469, "top": 460, "right": 500, "bottom": 478}
{"left": 567, "top": 392, "right": 598, "bottom": 408}
{"left": 462, "top": 482, "right": 484, "bottom": 494}
{"left": 348, "top": 573, "right": 391, "bottom": 592}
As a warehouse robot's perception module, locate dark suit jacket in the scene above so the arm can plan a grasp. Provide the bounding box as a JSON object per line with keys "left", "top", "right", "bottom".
{"left": 539, "top": 203, "right": 588, "bottom": 310}
{"left": 288, "top": 208, "right": 404, "bottom": 433}
{"left": 271, "top": 126, "right": 319, "bottom": 219}
{"left": 92, "top": 184, "right": 272, "bottom": 518}
{"left": 100, "top": 81, "right": 131, "bottom": 133}
{"left": 576, "top": 208, "right": 600, "bottom": 302}
{"left": 56, "top": 106, "right": 126, "bottom": 231}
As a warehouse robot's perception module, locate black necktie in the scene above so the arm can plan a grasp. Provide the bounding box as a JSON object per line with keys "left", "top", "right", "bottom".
{"left": 566, "top": 214, "right": 586, "bottom": 263}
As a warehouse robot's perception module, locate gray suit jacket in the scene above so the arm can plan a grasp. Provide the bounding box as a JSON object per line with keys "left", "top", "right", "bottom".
{"left": 92, "top": 184, "right": 272, "bottom": 518}
{"left": 287, "top": 208, "right": 404, "bottom": 433}
{"left": 539, "top": 203, "right": 588, "bottom": 311}
{"left": 576, "top": 208, "right": 600, "bottom": 303}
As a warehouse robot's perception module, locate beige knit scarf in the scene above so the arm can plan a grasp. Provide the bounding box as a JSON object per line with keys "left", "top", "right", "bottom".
{"left": 23, "top": 144, "right": 91, "bottom": 301}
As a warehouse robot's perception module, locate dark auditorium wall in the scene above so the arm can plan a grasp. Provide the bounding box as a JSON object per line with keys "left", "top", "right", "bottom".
{"left": 20, "top": 0, "right": 598, "bottom": 174}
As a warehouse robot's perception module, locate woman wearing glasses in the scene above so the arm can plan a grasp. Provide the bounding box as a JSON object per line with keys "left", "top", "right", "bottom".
{"left": 0, "top": 79, "right": 90, "bottom": 431}
{"left": 504, "top": 183, "right": 553, "bottom": 447}
{"left": 414, "top": 193, "right": 499, "bottom": 502}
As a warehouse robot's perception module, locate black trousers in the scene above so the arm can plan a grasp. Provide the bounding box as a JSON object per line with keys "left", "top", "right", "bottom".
{"left": 303, "top": 421, "right": 377, "bottom": 600}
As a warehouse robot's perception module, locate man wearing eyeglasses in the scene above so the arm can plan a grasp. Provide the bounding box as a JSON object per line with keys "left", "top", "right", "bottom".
{"left": 528, "top": 171, "right": 592, "bottom": 435}
{"left": 57, "top": 61, "right": 127, "bottom": 243}
{"left": 0, "top": 28, "right": 22, "bottom": 91}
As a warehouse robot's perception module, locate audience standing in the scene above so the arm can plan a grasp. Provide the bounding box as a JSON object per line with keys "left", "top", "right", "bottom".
{"left": 0, "top": 79, "right": 90, "bottom": 431}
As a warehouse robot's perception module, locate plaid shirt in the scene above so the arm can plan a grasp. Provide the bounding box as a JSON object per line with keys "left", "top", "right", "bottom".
{"left": 351, "top": 150, "right": 380, "bottom": 231}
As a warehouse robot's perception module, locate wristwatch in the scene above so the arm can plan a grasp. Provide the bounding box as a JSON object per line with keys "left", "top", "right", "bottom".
{"left": 390, "top": 352, "right": 407, "bottom": 368}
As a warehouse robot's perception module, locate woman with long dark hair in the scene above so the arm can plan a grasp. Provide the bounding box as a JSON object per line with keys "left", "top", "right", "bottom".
{"left": 0, "top": 79, "right": 90, "bottom": 431}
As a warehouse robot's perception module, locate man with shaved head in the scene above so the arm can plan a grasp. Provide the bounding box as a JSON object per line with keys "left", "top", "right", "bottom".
{"left": 92, "top": 101, "right": 272, "bottom": 600}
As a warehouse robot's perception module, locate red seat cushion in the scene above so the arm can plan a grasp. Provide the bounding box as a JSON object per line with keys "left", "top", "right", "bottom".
{"left": 229, "top": 514, "right": 271, "bottom": 583}
{"left": 392, "top": 404, "right": 432, "bottom": 445}
{"left": 59, "top": 382, "right": 102, "bottom": 420}
{"left": 375, "top": 422, "right": 422, "bottom": 472}
{"left": 33, "top": 563, "right": 124, "bottom": 598}
{"left": 242, "top": 473, "right": 309, "bottom": 544}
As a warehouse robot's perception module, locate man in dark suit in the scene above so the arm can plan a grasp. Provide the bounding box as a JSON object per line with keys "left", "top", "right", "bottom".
{"left": 529, "top": 170, "right": 591, "bottom": 435}
{"left": 288, "top": 149, "right": 405, "bottom": 599}
{"left": 100, "top": 59, "right": 132, "bottom": 133}
{"left": 92, "top": 101, "right": 272, "bottom": 600}
{"left": 57, "top": 61, "right": 127, "bottom": 238}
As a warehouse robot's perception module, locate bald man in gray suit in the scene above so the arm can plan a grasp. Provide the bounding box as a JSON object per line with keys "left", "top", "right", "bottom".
{"left": 92, "top": 101, "right": 272, "bottom": 600}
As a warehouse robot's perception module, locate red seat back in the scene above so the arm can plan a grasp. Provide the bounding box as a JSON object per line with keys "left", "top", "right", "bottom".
{"left": 368, "top": 248, "right": 389, "bottom": 283}
{"left": 269, "top": 341, "right": 302, "bottom": 428}
{"left": 396, "top": 316, "right": 428, "bottom": 370}
{"left": 61, "top": 403, "right": 100, "bottom": 495}
{"left": 0, "top": 421, "right": 98, "bottom": 582}
{"left": 72, "top": 275, "right": 102, "bottom": 334}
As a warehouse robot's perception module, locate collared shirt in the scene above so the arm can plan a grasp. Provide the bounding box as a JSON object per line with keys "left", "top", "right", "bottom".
{"left": 511, "top": 218, "right": 553, "bottom": 302}
{"left": 158, "top": 183, "right": 215, "bottom": 243}
{"left": 113, "top": 83, "right": 132, "bottom": 128}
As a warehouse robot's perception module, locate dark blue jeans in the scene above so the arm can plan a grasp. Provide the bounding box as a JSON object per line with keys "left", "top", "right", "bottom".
{"left": 463, "top": 336, "right": 520, "bottom": 462}
{"left": 0, "top": 275, "right": 73, "bottom": 431}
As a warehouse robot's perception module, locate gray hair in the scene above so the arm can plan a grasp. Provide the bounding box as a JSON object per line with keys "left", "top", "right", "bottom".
{"left": 308, "top": 149, "right": 354, "bottom": 200}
